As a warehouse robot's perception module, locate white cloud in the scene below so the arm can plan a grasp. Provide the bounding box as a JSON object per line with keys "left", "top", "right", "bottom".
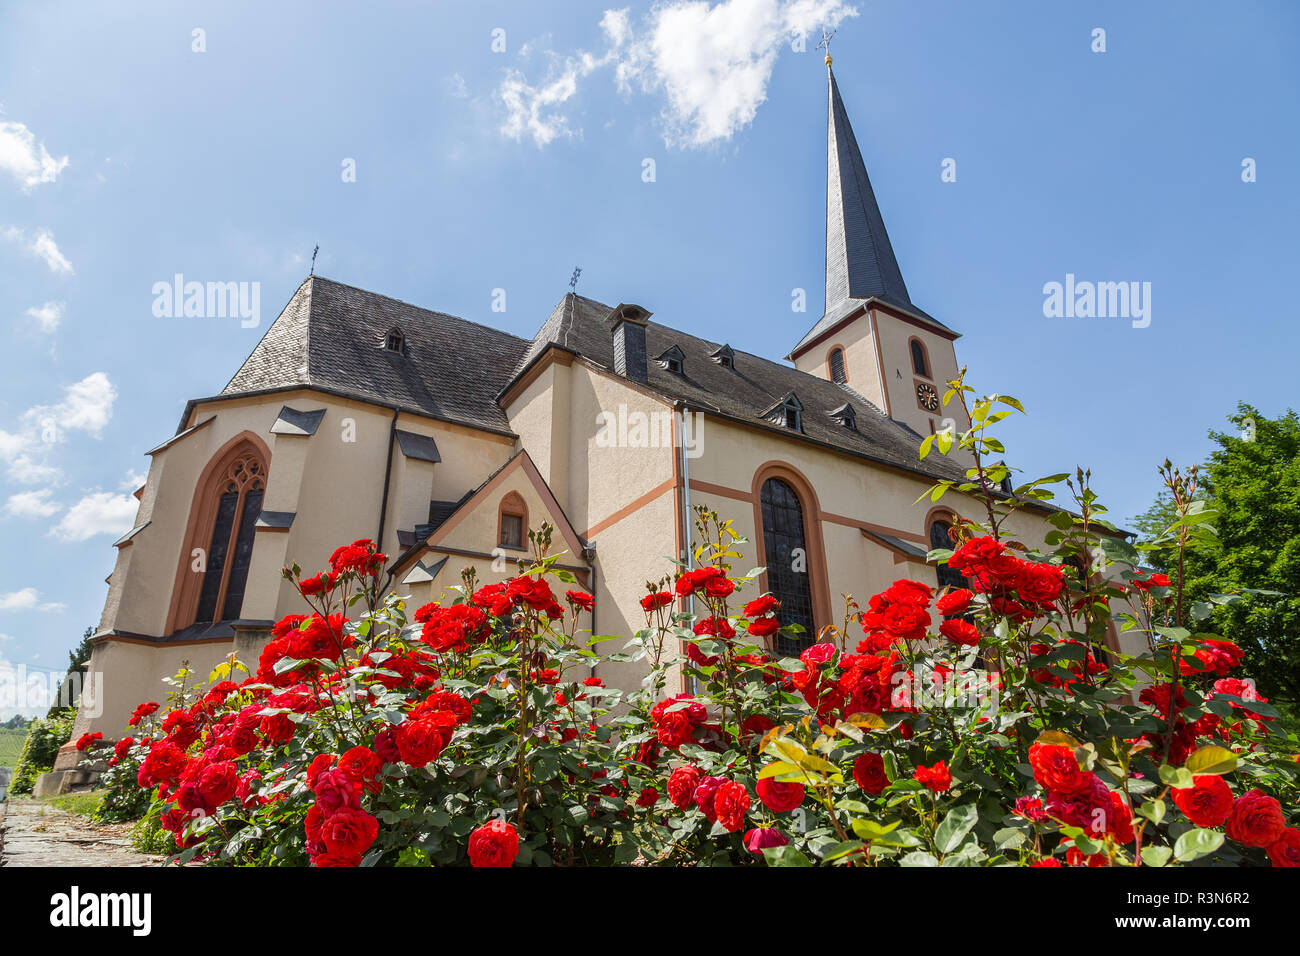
{"left": 0, "top": 119, "right": 69, "bottom": 190}
{"left": 0, "top": 587, "right": 65, "bottom": 612}
{"left": 0, "top": 372, "right": 118, "bottom": 484}
{"left": 3, "top": 488, "right": 60, "bottom": 518}
{"left": 49, "top": 489, "right": 137, "bottom": 542}
{"left": 495, "top": 1, "right": 857, "bottom": 150}
{"left": 446, "top": 73, "right": 469, "bottom": 99}
{"left": 24, "top": 300, "right": 64, "bottom": 334}
{"left": 1, "top": 225, "right": 74, "bottom": 275}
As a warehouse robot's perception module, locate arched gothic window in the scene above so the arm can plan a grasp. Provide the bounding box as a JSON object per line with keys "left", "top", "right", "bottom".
{"left": 930, "top": 519, "right": 965, "bottom": 592}
{"left": 828, "top": 347, "right": 847, "bottom": 384}
{"left": 760, "top": 477, "right": 815, "bottom": 657}
{"left": 194, "top": 447, "right": 265, "bottom": 625}
{"left": 910, "top": 339, "right": 930, "bottom": 378}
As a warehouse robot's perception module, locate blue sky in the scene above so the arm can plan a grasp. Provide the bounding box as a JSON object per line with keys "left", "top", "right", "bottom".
{"left": 1, "top": 0, "right": 1297, "bottom": 711}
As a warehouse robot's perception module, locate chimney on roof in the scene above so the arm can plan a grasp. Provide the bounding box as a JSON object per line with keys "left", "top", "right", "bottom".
{"left": 605, "top": 303, "right": 652, "bottom": 383}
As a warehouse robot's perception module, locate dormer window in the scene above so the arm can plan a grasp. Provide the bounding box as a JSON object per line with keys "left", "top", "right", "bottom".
{"left": 385, "top": 328, "right": 405, "bottom": 353}
{"left": 711, "top": 344, "right": 735, "bottom": 369}
{"left": 783, "top": 398, "right": 803, "bottom": 432}
{"left": 829, "top": 403, "right": 857, "bottom": 430}
{"left": 656, "top": 345, "right": 685, "bottom": 375}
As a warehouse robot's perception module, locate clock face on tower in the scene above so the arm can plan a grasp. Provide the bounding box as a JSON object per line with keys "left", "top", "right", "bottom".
{"left": 916, "top": 381, "right": 939, "bottom": 412}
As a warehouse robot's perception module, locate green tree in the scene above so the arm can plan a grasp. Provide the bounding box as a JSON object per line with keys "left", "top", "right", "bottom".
{"left": 1133, "top": 403, "right": 1299, "bottom": 703}
{"left": 48, "top": 626, "right": 95, "bottom": 717}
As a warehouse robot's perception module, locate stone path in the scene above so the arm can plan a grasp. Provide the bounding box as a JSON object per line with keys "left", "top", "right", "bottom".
{"left": 0, "top": 798, "right": 162, "bottom": 867}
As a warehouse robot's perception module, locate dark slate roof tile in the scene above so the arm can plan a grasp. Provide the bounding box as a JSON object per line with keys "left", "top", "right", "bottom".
{"left": 223, "top": 277, "right": 531, "bottom": 435}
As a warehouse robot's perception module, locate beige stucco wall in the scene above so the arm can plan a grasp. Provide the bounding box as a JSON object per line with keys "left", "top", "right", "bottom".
{"left": 791, "top": 308, "right": 966, "bottom": 439}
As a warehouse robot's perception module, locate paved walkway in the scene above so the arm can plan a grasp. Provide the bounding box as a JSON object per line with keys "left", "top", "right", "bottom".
{"left": 0, "top": 798, "right": 161, "bottom": 867}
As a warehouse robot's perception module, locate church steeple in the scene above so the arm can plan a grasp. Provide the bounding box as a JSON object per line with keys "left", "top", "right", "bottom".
{"left": 823, "top": 63, "right": 912, "bottom": 315}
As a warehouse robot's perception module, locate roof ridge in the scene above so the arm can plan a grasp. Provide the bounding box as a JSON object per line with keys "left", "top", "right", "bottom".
{"left": 308, "top": 274, "right": 532, "bottom": 345}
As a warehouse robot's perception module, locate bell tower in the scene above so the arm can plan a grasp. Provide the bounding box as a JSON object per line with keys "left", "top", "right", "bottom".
{"left": 789, "top": 55, "right": 965, "bottom": 439}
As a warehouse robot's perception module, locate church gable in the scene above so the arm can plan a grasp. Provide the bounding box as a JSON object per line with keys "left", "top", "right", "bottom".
{"left": 392, "top": 451, "right": 590, "bottom": 602}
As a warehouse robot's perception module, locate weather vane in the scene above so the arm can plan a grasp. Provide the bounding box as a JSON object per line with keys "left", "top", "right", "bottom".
{"left": 310, "top": 244, "right": 319, "bottom": 276}
{"left": 817, "top": 28, "right": 836, "bottom": 66}
{"left": 569, "top": 266, "right": 582, "bottom": 293}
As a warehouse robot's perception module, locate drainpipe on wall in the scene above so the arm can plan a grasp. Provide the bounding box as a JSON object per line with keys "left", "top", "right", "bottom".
{"left": 375, "top": 407, "right": 399, "bottom": 553}
{"left": 677, "top": 403, "right": 697, "bottom": 694}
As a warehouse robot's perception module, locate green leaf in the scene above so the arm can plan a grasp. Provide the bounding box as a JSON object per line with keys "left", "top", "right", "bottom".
{"left": 899, "top": 851, "right": 938, "bottom": 867}
{"left": 1136, "top": 799, "right": 1166, "bottom": 826}
{"left": 1184, "top": 745, "right": 1238, "bottom": 776}
{"left": 762, "top": 845, "right": 813, "bottom": 867}
{"left": 934, "top": 804, "right": 978, "bottom": 854}
{"left": 1173, "top": 827, "right": 1224, "bottom": 863}
{"left": 1158, "top": 764, "right": 1194, "bottom": 789}
{"left": 1141, "top": 845, "right": 1173, "bottom": 868}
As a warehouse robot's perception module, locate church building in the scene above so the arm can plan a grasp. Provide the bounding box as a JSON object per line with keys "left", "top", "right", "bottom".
{"left": 70, "top": 63, "right": 1138, "bottom": 739}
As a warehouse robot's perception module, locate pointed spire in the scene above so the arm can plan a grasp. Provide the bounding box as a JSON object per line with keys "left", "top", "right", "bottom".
{"left": 823, "top": 64, "right": 912, "bottom": 315}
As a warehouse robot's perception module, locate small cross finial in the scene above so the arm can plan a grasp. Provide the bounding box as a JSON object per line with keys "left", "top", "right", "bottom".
{"left": 817, "top": 28, "right": 836, "bottom": 66}
{"left": 569, "top": 266, "right": 582, "bottom": 293}
{"left": 310, "top": 244, "right": 319, "bottom": 276}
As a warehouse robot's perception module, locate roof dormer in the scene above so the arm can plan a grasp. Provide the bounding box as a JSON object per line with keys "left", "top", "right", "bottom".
{"left": 656, "top": 345, "right": 685, "bottom": 375}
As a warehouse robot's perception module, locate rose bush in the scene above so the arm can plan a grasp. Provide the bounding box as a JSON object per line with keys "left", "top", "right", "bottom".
{"left": 88, "top": 375, "right": 1298, "bottom": 866}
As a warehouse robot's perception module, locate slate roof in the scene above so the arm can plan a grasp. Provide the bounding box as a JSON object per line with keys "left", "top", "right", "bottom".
{"left": 792, "top": 67, "right": 953, "bottom": 358}
{"left": 217, "top": 276, "right": 531, "bottom": 435}
{"left": 508, "top": 293, "right": 968, "bottom": 485}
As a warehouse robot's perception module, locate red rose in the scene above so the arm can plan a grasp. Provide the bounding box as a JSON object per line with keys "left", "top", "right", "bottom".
{"left": 394, "top": 717, "right": 445, "bottom": 767}
{"left": 195, "top": 760, "right": 239, "bottom": 809}
{"left": 656, "top": 711, "right": 694, "bottom": 748}
{"left": 468, "top": 819, "right": 519, "bottom": 867}
{"left": 666, "top": 764, "right": 702, "bottom": 809}
{"left": 1171, "top": 775, "right": 1234, "bottom": 828}
{"left": 684, "top": 642, "right": 719, "bottom": 668}
{"left": 746, "top": 616, "right": 780, "bottom": 638}
{"left": 1018, "top": 563, "right": 1066, "bottom": 605}
{"left": 936, "top": 588, "right": 973, "bottom": 616}
{"left": 1028, "top": 742, "right": 1091, "bottom": 796}
{"left": 693, "top": 616, "right": 735, "bottom": 640}
{"left": 635, "top": 787, "right": 659, "bottom": 808}
{"left": 319, "top": 806, "right": 379, "bottom": 859}
{"left": 641, "top": 591, "right": 674, "bottom": 612}
{"left": 853, "top": 752, "right": 888, "bottom": 794}
{"left": 880, "top": 580, "right": 932, "bottom": 607}
{"left": 743, "top": 595, "right": 780, "bottom": 617}
{"left": 693, "top": 776, "right": 726, "bottom": 822}
{"left": 312, "top": 768, "right": 361, "bottom": 816}
{"left": 565, "top": 590, "right": 594, "bottom": 612}
{"left": 128, "top": 701, "right": 160, "bottom": 727}
{"left": 914, "top": 760, "right": 952, "bottom": 793}
{"left": 939, "top": 618, "right": 980, "bottom": 646}
{"left": 506, "top": 575, "right": 556, "bottom": 611}
{"left": 1180, "top": 639, "right": 1245, "bottom": 677}
{"left": 743, "top": 827, "right": 789, "bottom": 855}
{"left": 1267, "top": 829, "right": 1300, "bottom": 867}
{"left": 800, "top": 642, "right": 837, "bottom": 669}
{"left": 1225, "top": 789, "right": 1287, "bottom": 848}
{"left": 714, "top": 780, "right": 750, "bottom": 833}
{"left": 338, "top": 745, "right": 383, "bottom": 793}
{"left": 880, "top": 603, "right": 930, "bottom": 641}
{"left": 756, "top": 776, "right": 805, "bottom": 813}
{"left": 75, "top": 732, "right": 103, "bottom": 751}
{"left": 299, "top": 572, "right": 332, "bottom": 596}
